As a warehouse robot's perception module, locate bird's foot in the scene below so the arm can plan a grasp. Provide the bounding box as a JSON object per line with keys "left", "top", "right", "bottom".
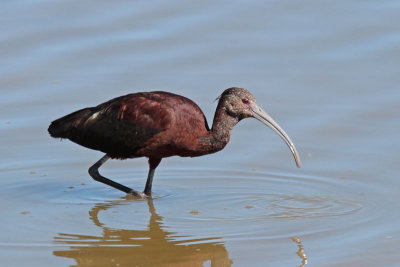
{"left": 128, "top": 189, "right": 149, "bottom": 199}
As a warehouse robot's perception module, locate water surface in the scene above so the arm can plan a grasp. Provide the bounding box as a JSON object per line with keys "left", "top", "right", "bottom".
{"left": 1, "top": 1, "right": 400, "bottom": 266}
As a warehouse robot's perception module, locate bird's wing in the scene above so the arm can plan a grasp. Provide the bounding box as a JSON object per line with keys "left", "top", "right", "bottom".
{"left": 69, "top": 93, "right": 174, "bottom": 158}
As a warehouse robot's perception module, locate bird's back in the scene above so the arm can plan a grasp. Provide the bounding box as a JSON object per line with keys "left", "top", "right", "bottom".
{"left": 48, "top": 91, "right": 210, "bottom": 159}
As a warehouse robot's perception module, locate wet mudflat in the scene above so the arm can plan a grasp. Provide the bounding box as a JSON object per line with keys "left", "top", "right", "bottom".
{"left": 1, "top": 1, "right": 400, "bottom": 266}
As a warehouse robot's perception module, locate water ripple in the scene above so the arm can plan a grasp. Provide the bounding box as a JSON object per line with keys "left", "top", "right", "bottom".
{"left": 157, "top": 169, "right": 364, "bottom": 222}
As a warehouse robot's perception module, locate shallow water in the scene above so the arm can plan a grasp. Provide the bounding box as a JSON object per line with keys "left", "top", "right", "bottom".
{"left": 1, "top": 1, "right": 400, "bottom": 266}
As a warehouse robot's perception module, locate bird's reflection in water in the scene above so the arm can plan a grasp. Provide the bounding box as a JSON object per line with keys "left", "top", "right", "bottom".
{"left": 290, "top": 237, "right": 307, "bottom": 267}
{"left": 53, "top": 198, "right": 232, "bottom": 266}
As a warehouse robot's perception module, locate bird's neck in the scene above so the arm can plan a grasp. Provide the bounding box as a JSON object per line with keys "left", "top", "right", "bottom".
{"left": 200, "top": 105, "right": 239, "bottom": 154}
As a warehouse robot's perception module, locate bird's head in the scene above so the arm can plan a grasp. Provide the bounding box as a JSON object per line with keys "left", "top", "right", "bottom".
{"left": 218, "top": 87, "right": 301, "bottom": 168}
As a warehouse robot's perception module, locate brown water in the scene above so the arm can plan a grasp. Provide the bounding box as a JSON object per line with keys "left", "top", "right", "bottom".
{"left": 1, "top": 1, "right": 400, "bottom": 266}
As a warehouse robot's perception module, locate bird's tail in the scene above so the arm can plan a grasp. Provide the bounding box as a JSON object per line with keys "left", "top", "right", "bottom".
{"left": 48, "top": 108, "right": 93, "bottom": 139}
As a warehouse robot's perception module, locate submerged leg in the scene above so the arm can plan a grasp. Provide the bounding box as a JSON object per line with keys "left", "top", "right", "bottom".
{"left": 143, "top": 157, "right": 162, "bottom": 196}
{"left": 88, "top": 154, "right": 146, "bottom": 198}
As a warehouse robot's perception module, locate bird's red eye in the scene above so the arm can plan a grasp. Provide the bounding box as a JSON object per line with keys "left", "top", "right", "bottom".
{"left": 242, "top": 98, "right": 249, "bottom": 104}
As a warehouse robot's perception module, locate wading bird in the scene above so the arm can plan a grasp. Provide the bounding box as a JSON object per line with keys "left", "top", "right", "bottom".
{"left": 48, "top": 87, "right": 301, "bottom": 198}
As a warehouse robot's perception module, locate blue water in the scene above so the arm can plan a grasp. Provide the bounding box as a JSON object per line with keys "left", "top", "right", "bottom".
{"left": 1, "top": 1, "right": 400, "bottom": 266}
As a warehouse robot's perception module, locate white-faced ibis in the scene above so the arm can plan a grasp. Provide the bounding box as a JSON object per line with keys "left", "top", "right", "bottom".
{"left": 48, "top": 87, "right": 301, "bottom": 198}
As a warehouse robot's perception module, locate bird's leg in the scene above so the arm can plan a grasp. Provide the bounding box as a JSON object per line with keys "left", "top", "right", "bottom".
{"left": 88, "top": 154, "right": 146, "bottom": 198}
{"left": 143, "top": 157, "right": 162, "bottom": 196}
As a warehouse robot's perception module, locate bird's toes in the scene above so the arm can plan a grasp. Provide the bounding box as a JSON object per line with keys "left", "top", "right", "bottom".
{"left": 127, "top": 189, "right": 148, "bottom": 199}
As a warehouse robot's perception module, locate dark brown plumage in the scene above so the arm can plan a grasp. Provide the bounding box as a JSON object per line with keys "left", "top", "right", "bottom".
{"left": 49, "top": 87, "right": 300, "bottom": 197}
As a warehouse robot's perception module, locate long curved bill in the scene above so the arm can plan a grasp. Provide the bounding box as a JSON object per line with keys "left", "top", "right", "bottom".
{"left": 251, "top": 102, "right": 301, "bottom": 168}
